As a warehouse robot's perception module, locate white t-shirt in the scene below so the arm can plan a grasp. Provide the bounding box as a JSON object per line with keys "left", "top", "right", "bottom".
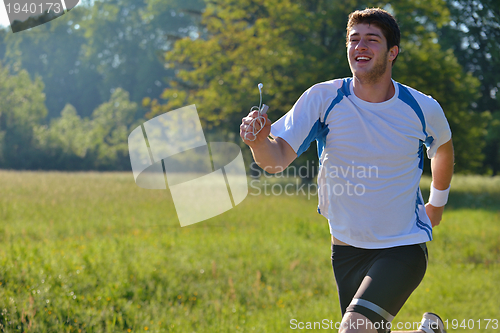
{"left": 271, "top": 78, "right": 452, "bottom": 249}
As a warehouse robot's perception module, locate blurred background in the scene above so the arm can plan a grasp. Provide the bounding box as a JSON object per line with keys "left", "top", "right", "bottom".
{"left": 0, "top": 0, "right": 498, "bottom": 175}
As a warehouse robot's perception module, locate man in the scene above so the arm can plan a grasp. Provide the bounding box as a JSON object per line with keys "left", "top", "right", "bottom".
{"left": 240, "top": 7, "right": 454, "bottom": 333}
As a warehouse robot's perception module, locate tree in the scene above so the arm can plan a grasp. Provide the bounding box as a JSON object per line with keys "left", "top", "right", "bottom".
{"left": 152, "top": 0, "right": 484, "bottom": 173}
{"left": 2, "top": 0, "right": 205, "bottom": 119}
{"left": 438, "top": 0, "right": 500, "bottom": 174}
{"left": 0, "top": 63, "right": 47, "bottom": 169}
{"left": 33, "top": 104, "right": 93, "bottom": 169}
{"left": 0, "top": 28, "right": 7, "bottom": 60}
{"left": 78, "top": 0, "right": 205, "bottom": 114}
{"left": 35, "top": 88, "right": 141, "bottom": 170}
{"left": 87, "top": 88, "right": 142, "bottom": 170}
{"left": 2, "top": 4, "right": 99, "bottom": 119}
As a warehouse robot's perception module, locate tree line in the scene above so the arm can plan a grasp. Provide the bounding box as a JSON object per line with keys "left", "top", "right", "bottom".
{"left": 0, "top": 0, "right": 498, "bottom": 174}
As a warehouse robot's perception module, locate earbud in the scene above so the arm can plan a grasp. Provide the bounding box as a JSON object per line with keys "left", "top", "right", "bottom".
{"left": 244, "top": 83, "right": 268, "bottom": 142}
{"left": 257, "top": 83, "right": 263, "bottom": 111}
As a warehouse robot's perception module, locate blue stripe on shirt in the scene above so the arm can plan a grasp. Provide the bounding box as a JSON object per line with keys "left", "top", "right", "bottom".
{"left": 297, "top": 78, "right": 352, "bottom": 159}
{"left": 397, "top": 83, "right": 434, "bottom": 171}
{"left": 415, "top": 188, "right": 432, "bottom": 241}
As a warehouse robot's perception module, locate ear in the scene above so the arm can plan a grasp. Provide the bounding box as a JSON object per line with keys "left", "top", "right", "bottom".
{"left": 388, "top": 45, "right": 399, "bottom": 62}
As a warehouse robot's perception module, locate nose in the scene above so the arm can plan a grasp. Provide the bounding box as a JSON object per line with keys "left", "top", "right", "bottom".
{"left": 355, "top": 39, "right": 368, "bottom": 51}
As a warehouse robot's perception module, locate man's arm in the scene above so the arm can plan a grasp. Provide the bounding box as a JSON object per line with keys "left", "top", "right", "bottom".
{"left": 240, "top": 110, "right": 297, "bottom": 174}
{"left": 425, "top": 139, "right": 454, "bottom": 227}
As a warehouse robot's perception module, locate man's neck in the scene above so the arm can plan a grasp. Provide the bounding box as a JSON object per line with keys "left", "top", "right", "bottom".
{"left": 352, "top": 75, "right": 395, "bottom": 103}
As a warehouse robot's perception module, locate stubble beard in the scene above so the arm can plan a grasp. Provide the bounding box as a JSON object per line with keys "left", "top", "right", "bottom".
{"left": 352, "top": 50, "right": 389, "bottom": 84}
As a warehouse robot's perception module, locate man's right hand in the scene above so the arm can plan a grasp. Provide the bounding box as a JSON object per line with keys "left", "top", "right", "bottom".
{"left": 239, "top": 109, "right": 296, "bottom": 174}
{"left": 239, "top": 110, "right": 271, "bottom": 147}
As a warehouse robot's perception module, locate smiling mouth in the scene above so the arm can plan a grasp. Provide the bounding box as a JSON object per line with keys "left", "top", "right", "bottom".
{"left": 355, "top": 56, "right": 371, "bottom": 62}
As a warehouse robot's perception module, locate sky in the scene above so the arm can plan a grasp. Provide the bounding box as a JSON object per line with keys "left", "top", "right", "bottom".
{"left": 0, "top": 1, "right": 10, "bottom": 27}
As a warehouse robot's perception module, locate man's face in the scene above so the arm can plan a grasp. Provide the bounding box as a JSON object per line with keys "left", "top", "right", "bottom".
{"left": 347, "top": 23, "right": 395, "bottom": 84}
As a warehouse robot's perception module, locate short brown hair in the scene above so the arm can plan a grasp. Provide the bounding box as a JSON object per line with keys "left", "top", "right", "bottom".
{"left": 346, "top": 8, "right": 400, "bottom": 64}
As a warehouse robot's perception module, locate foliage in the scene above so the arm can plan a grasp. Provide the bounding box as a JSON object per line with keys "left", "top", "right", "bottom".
{"left": 34, "top": 88, "right": 141, "bottom": 170}
{"left": 0, "top": 28, "right": 7, "bottom": 60}
{"left": 439, "top": 0, "right": 500, "bottom": 113}
{"left": 35, "top": 104, "right": 92, "bottom": 159}
{"left": 0, "top": 63, "right": 47, "bottom": 169}
{"left": 484, "top": 111, "right": 500, "bottom": 174}
{"left": 1, "top": 0, "right": 205, "bottom": 119}
{"left": 88, "top": 88, "right": 142, "bottom": 169}
{"left": 438, "top": 0, "right": 500, "bottom": 174}
{"left": 0, "top": 0, "right": 205, "bottom": 170}
{"left": 2, "top": 5, "right": 96, "bottom": 119}
{"left": 79, "top": 0, "right": 201, "bottom": 113}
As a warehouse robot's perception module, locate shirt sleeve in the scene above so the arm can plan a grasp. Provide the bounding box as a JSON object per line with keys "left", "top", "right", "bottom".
{"left": 270, "top": 85, "right": 331, "bottom": 157}
{"left": 423, "top": 98, "right": 452, "bottom": 159}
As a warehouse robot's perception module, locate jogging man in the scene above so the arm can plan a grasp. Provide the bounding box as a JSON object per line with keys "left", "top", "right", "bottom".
{"left": 240, "top": 7, "right": 454, "bottom": 333}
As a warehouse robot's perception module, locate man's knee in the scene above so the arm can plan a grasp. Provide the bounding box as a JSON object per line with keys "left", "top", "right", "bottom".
{"left": 339, "top": 312, "right": 378, "bottom": 333}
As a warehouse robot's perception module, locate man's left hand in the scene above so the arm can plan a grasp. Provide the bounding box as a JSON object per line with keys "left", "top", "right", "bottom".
{"left": 425, "top": 203, "right": 444, "bottom": 227}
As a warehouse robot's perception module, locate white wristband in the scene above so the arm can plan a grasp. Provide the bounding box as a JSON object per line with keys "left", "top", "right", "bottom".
{"left": 428, "top": 182, "right": 450, "bottom": 207}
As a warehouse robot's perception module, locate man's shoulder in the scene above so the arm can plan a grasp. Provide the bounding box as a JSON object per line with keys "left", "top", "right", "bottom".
{"left": 396, "top": 81, "right": 442, "bottom": 111}
{"left": 310, "top": 78, "right": 350, "bottom": 91}
{"left": 305, "top": 78, "right": 352, "bottom": 101}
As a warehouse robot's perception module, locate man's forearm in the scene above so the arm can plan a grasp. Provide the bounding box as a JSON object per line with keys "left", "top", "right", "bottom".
{"left": 430, "top": 139, "right": 454, "bottom": 190}
{"left": 425, "top": 139, "right": 454, "bottom": 226}
{"left": 250, "top": 137, "right": 296, "bottom": 174}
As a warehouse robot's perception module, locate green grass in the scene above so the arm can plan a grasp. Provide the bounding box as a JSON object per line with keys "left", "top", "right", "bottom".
{"left": 0, "top": 171, "right": 499, "bottom": 332}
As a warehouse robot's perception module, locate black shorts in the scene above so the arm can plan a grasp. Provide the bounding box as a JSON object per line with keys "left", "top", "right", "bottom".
{"left": 331, "top": 243, "right": 428, "bottom": 333}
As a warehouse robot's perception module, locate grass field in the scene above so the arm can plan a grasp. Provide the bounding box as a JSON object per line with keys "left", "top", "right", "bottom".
{"left": 0, "top": 171, "right": 499, "bottom": 332}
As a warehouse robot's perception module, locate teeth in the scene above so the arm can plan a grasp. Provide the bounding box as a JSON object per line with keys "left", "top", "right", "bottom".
{"left": 356, "top": 56, "right": 370, "bottom": 61}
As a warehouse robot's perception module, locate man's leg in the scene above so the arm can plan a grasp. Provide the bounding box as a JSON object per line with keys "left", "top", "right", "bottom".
{"left": 332, "top": 243, "right": 444, "bottom": 333}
